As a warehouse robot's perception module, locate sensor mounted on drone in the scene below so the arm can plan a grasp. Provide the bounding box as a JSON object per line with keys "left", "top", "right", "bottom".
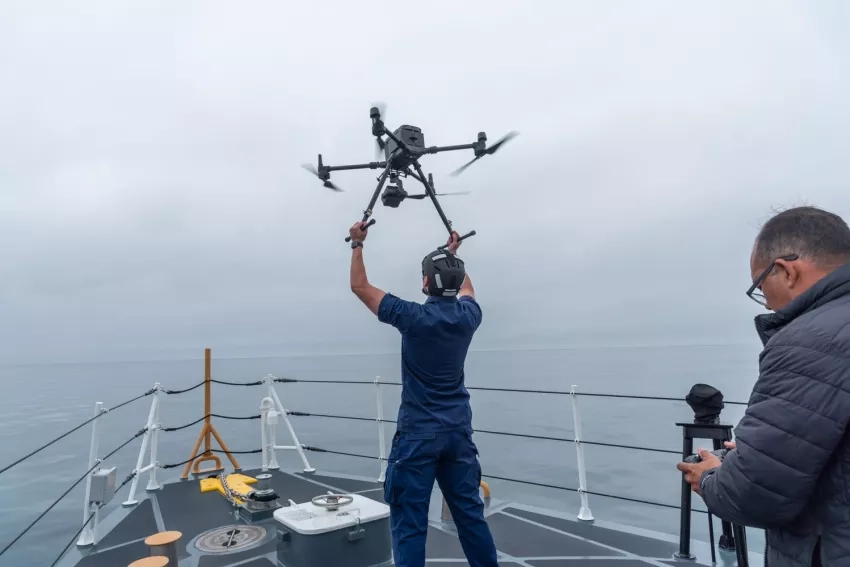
{"left": 302, "top": 105, "right": 517, "bottom": 248}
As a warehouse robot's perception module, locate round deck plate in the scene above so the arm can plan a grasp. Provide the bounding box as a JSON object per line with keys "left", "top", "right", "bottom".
{"left": 194, "top": 525, "right": 267, "bottom": 553}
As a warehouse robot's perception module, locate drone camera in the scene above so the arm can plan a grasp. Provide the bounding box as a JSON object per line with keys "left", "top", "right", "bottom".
{"left": 381, "top": 176, "right": 407, "bottom": 208}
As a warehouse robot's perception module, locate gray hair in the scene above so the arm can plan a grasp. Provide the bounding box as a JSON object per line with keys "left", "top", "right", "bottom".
{"left": 754, "top": 206, "right": 850, "bottom": 269}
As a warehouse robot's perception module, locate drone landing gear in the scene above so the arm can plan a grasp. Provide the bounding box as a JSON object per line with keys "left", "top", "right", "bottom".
{"left": 408, "top": 163, "right": 475, "bottom": 250}
{"left": 343, "top": 161, "right": 475, "bottom": 249}
{"left": 345, "top": 163, "right": 393, "bottom": 247}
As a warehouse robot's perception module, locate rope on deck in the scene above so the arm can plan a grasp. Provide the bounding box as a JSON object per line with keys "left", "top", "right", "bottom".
{"left": 0, "top": 389, "right": 154, "bottom": 477}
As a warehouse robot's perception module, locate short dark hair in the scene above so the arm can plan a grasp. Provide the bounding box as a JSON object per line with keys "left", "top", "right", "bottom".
{"left": 754, "top": 206, "right": 850, "bottom": 269}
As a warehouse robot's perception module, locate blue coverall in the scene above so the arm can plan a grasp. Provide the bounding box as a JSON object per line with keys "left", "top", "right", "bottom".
{"left": 377, "top": 293, "right": 499, "bottom": 567}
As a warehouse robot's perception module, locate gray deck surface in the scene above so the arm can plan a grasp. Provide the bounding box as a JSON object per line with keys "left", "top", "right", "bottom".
{"left": 68, "top": 468, "right": 712, "bottom": 567}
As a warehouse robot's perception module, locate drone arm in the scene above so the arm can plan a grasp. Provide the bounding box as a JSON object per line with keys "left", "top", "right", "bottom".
{"left": 381, "top": 126, "right": 405, "bottom": 148}
{"left": 344, "top": 162, "right": 393, "bottom": 244}
{"left": 424, "top": 143, "right": 477, "bottom": 154}
{"left": 326, "top": 161, "right": 387, "bottom": 172}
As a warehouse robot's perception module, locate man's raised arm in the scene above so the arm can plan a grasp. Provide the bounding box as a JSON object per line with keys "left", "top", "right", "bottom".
{"left": 458, "top": 273, "right": 475, "bottom": 299}
{"left": 349, "top": 221, "right": 386, "bottom": 315}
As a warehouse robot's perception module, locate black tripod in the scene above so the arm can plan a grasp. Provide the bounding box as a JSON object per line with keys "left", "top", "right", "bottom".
{"left": 675, "top": 421, "right": 749, "bottom": 567}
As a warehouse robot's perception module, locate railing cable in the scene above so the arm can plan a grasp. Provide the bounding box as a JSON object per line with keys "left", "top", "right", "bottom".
{"left": 160, "top": 447, "right": 264, "bottom": 470}
{"left": 163, "top": 380, "right": 205, "bottom": 395}
{"left": 49, "top": 463, "right": 140, "bottom": 567}
{"left": 210, "top": 378, "right": 264, "bottom": 386}
{"left": 0, "top": 389, "right": 154, "bottom": 477}
{"left": 272, "top": 377, "right": 748, "bottom": 405}
{"left": 288, "top": 411, "right": 377, "bottom": 423}
{"left": 298, "top": 444, "right": 707, "bottom": 514}
{"left": 49, "top": 510, "right": 95, "bottom": 567}
{"left": 286, "top": 411, "right": 681, "bottom": 455}
{"left": 161, "top": 413, "right": 261, "bottom": 432}
{"left": 0, "top": 427, "right": 145, "bottom": 559}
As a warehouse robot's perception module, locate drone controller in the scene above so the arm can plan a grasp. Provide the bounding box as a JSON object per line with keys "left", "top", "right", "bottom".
{"left": 302, "top": 104, "right": 517, "bottom": 249}
{"left": 683, "top": 448, "right": 729, "bottom": 464}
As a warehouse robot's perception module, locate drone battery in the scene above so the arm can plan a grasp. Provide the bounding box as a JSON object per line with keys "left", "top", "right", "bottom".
{"left": 386, "top": 124, "right": 425, "bottom": 156}
{"left": 273, "top": 494, "right": 391, "bottom": 567}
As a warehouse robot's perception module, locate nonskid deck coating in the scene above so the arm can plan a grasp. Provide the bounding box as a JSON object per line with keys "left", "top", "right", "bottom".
{"left": 66, "top": 468, "right": 723, "bottom": 567}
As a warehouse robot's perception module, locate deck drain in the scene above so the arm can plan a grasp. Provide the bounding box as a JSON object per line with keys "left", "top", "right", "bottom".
{"left": 195, "top": 525, "right": 267, "bottom": 553}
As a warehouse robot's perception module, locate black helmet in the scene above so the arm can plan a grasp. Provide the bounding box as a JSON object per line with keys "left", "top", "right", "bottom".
{"left": 421, "top": 249, "right": 465, "bottom": 296}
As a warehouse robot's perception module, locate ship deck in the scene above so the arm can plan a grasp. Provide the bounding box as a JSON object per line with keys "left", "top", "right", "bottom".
{"left": 59, "top": 467, "right": 752, "bottom": 567}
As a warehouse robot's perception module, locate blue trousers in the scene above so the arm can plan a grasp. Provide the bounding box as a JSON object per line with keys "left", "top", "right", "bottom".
{"left": 383, "top": 430, "right": 499, "bottom": 567}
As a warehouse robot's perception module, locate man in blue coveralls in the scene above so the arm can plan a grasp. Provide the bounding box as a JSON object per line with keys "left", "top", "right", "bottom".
{"left": 348, "top": 221, "right": 499, "bottom": 567}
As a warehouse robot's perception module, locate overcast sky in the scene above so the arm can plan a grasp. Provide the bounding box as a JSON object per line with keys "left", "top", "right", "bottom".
{"left": 1, "top": 1, "right": 849, "bottom": 363}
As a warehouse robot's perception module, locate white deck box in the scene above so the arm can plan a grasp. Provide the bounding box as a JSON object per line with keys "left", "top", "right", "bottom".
{"left": 274, "top": 494, "right": 392, "bottom": 567}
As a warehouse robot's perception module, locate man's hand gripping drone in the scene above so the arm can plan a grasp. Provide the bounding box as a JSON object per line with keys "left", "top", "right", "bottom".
{"left": 302, "top": 105, "right": 517, "bottom": 248}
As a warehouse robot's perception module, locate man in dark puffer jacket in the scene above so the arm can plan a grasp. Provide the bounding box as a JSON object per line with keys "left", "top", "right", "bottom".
{"left": 678, "top": 206, "right": 850, "bottom": 567}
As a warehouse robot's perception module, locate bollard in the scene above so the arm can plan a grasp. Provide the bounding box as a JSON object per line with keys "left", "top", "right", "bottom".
{"left": 129, "top": 557, "right": 169, "bottom": 567}
{"left": 144, "top": 531, "right": 181, "bottom": 566}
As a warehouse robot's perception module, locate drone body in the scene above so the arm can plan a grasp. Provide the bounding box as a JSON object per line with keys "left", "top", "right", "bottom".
{"left": 302, "top": 105, "right": 517, "bottom": 248}
{"left": 382, "top": 125, "right": 425, "bottom": 170}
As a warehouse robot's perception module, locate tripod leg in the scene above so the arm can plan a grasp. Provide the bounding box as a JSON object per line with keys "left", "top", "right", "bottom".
{"left": 344, "top": 162, "right": 393, "bottom": 243}
{"left": 708, "top": 514, "right": 716, "bottom": 564}
{"left": 733, "top": 524, "right": 748, "bottom": 567}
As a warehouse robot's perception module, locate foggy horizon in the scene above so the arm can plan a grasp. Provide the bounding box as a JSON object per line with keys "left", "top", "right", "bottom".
{"left": 2, "top": 1, "right": 849, "bottom": 365}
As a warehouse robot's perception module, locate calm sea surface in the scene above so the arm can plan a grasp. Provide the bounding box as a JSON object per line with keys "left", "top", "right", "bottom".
{"left": 0, "top": 344, "right": 766, "bottom": 566}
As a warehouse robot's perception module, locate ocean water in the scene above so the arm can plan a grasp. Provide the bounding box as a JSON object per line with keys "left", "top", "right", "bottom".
{"left": 0, "top": 344, "right": 766, "bottom": 566}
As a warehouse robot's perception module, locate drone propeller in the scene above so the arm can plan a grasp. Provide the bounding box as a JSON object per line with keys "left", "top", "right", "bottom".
{"left": 407, "top": 191, "right": 471, "bottom": 200}
{"left": 450, "top": 131, "right": 519, "bottom": 176}
{"left": 372, "top": 102, "right": 388, "bottom": 159}
{"left": 301, "top": 163, "right": 343, "bottom": 192}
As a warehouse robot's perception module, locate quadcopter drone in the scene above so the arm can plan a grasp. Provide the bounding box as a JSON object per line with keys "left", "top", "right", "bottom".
{"left": 302, "top": 104, "right": 517, "bottom": 248}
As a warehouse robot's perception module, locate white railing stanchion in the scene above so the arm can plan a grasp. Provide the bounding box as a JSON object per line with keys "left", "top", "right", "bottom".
{"left": 145, "top": 383, "right": 162, "bottom": 492}
{"left": 123, "top": 386, "right": 159, "bottom": 507}
{"left": 570, "top": 385, "right": 594, "bottom": 522}
{"left": 375, "top": 375, "right": 387, "bottom": 483}
{"left": 269, "top": 376, "right": 315, "bottom": 473}
{"left": 265, "top": 375, "right": 280, "bottom": 470}
{"left": 260, "top": 397, "right": 274, "bottom": 472}
{"left": 77, "top": 402, "right": 104, "bottom": 547}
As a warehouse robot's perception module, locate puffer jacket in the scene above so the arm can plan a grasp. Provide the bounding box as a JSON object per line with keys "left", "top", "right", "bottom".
{"left": 700, "top": 263, "right": 850, "bottom": 567}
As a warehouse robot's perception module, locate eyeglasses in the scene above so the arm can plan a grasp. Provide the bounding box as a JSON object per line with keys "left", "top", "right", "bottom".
{"left": 746, "top": 254, "right": 799, "bottom": 306}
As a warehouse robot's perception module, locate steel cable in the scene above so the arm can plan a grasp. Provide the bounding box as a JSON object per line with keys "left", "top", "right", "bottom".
{"left": 0, "top": 428, "right": 145, "bottom": 558}
{"left": 0, "top": 389, "right": 153, "bottom": 477}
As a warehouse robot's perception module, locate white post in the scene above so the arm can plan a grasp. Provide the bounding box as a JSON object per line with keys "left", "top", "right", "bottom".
{"left": 92, "top": 506, "right": 101, "bottom": 545}
{"left": 77, "top": 402, "right": 104, "bottom": 547}
{"left": 146, "top": 383, "right": 162, "bottom": 492}
{"left": 123, "top": 390, "right": 158, "bottom": 507}
{"left": 269, "top": 381, "right": 315, "bottom": 473}
{"left": 265, "top": 375, "right": 280, "bottom": 470}
{"left": 260, "top": 397, "right": 274, "bottom": 472}
{"left": 375, "top": 376, "right": 387, "bottom": 483}
{"left": 570, "top": 385, "right": 594, "bottom": 522}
